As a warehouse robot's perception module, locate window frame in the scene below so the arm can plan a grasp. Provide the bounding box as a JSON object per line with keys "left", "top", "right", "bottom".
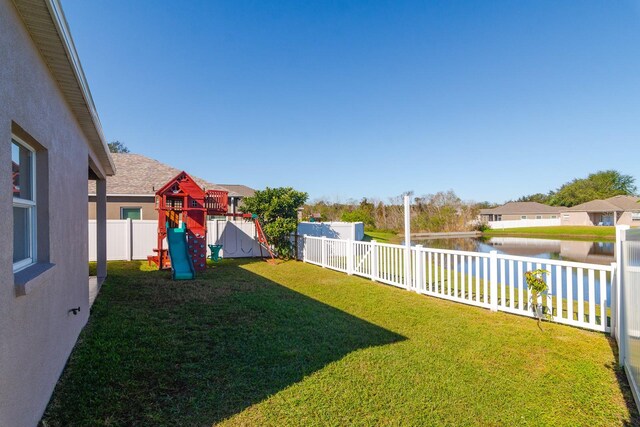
{"left": 520, "top": 215, "right": 527, "bottom": 220}
{"left": 12, "top": 135, "right": 37, "bottom": 272}
{"left": 120, "top": 206, "right": 142, "bottom": 220}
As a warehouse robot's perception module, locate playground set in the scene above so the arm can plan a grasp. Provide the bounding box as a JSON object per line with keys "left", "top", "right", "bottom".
{"left": 147, "top": 171, "right": 273, "bottom": 280}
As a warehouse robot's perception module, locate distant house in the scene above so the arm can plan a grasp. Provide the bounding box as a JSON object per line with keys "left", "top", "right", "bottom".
{"left": 479, "top": 202, "right": 562, "bottom": 222}
{"left": 87, "top": 153, "right": 255, "bottom": 220}
{"left": 561, "top": 195, "right": 640, "bottom": 226}
{"left": 1, "top": 0, "right": 114, "bottom": 425}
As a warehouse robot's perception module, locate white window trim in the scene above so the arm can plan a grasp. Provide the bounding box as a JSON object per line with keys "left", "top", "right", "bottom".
{"left": 536, "top": 215, "right": 542, "bottom": 219}
{"left": 120, "top": 206, "right": 143, "bottom": 220}
{"left": 520, "top": 215, "right": 527, "bottom": 220}
{"left": 12, "top": 135, "right": 37, "bottom": 272}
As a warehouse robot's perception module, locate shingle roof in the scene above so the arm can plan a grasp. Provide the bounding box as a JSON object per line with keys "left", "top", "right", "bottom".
{"left": 217, "top": 184, "right": 256, "bottom": 198}
{"left": 605, "top": 195, "right": 640, "bottom": 210}
{"left": 480, "top": 202, "right": 562, "bottom": 215}
{"left": 87, "top": 153, "right": 243, "bottom": 197}
{"left": 567, "top": 199, "right": 623, "bottom": 212}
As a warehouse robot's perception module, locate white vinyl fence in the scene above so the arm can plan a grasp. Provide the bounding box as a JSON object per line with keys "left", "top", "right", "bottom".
{"left": 488, "top": 218, "right": 561, "bottom": 229}
{"left": 297, "top": 221, "right": 365, "bottom": 241}
{"left": 89, "top": 219, "right": 265, "bottom": 261}
{"left": 301, "top": 235, "right": 615, "bottom": 333}
{"left": 617, "top": 226, "right": 640, "bottom": 410}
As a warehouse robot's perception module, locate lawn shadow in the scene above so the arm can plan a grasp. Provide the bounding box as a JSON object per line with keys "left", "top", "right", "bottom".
{"left": 42, "top": 260, "right": 405, "bottom": 426}
{"left": 605, "top": 336, "right": 640, "bottom": 426}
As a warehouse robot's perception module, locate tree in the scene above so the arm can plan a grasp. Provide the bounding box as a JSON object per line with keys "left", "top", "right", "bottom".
{"left": 341, "top": 198, "right": 376, "bottom": 228}
{"left": 108, "top": 140, "right": 130, "bottom": 153}
{"left": 516, "top": 193, "right": 551, "bottom": 204}
{"left": 549, "top": 170, "right": 636, "bottom": 207}
{"left": 240, "top": 187, "right": 308, "bottom": 258}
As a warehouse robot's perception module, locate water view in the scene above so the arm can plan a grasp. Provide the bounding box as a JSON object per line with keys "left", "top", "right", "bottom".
{"left": 412, "top": 236, "right": 615, "bottom": 305}
{"left": 414, "top": 236, "right": 615, "bottom": 266}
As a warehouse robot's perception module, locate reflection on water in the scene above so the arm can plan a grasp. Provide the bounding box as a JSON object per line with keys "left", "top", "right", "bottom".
{"left": 414, "top": 236, "right": 615, "bottom": 266}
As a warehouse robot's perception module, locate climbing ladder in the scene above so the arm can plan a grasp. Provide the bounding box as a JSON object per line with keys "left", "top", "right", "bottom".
{"left": 253, "top": 218, "right": 275, "bottom": 260}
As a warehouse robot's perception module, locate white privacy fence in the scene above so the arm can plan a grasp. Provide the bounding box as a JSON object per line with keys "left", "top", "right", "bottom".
{"left": 488, "top": 218, "right": 561, "bottom": 229}
{"left": 89, "top": 219, "right": 265, "bottom": 261}
{"left": 618, "top": 226, "right": 640, "bottom": 411}
{"left": 297, "top": 221, "right": 365, "bottom": 241}
{"left": 301, "top": 235, "right": 615, "bottom": 333}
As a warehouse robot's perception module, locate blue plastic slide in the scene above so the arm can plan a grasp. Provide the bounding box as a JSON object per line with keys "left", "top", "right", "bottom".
{"left": 166, "top": 223, "right": 195, "bottom": 280}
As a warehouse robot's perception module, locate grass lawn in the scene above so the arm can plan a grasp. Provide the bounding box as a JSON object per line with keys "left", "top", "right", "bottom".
{"left": 363, "top": 230, "right": 400, "bottom": 243}
{"left": 42, "top": 260, "right": 638, "bottom": 426}
{"left": 484, "top": 225, "right": 616, "bottom": 241}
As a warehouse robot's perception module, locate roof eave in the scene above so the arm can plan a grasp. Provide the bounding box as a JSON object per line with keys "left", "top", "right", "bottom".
{"left": 13, "top": 0, "right": 115, "bottom": 176}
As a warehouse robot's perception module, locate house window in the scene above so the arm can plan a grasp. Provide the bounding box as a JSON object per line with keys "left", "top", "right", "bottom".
{"left": 121, "top": 207, "right": 141, "bottom": 220}
{"left": 12, "top": 137, "right": 36, "bottom": 271}
{"left": 536, "top": 215, "right": 542, "bottom": 219}
{"left": 632, "top": 212, "right": 640, "bottom": 221}
{"left": 521, "top": 215, "right": 527, "bottom": 220}
{"left": 551, "top": 215, "right": 557, "bottom": 219}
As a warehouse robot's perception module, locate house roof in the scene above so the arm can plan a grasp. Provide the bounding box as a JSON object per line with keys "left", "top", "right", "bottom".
{"left": 87, "top": 153, "right": 244, "bottom": 197}
{"left": 12, "top": 0, "right": 114, "bottom": 176}
{"left": 480, "top": 202, "right": 562, "bottom": 215}
{"left": 605, "top": 195, "right": 640, "bottom": 211}
{"left": 567, "top": 195, "right": 640, "bottom": 213}
{"left": 567, "top": 199, "right": 622, "bottom": 213}
{"left": 217, "top": 184, "right": 256, "bottom": 198}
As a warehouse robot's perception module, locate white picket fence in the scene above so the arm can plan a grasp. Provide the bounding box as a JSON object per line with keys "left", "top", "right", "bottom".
{"left": 301, "top": 235, "right": 615, "bottom": 333}
{"left": 89, "top": 219, "right": 265, "bottom": 261}
{"left": 488, "top": 218, "right": 561, "bottom": 229}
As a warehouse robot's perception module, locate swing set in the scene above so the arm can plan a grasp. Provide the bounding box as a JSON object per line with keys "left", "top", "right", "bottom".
{"left": 147, "top": 171, "right": 274, "bottom": 279}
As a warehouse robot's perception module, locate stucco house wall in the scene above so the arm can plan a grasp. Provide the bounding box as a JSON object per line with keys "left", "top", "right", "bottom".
{"left": 500, "top": 213, "right": 559, "bottom": 221}
{"left": 0, "top": 1, "right": 111, "bottom": 425}
{"left": 616, "top": 211, "right": 640, "bottom": 227}
{"left": 561, "top": 212, "right": 592, "bottom": 226}
{"left": 88, "top": 196, "right": 156, "bottom": 220}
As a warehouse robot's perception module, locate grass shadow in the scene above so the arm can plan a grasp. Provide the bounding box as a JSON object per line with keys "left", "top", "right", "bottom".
{"left": 605, "top": 336, "right": 640, "bottom": 426}
{"left": 41, "top": 260, "right": 405, "bottom": 426}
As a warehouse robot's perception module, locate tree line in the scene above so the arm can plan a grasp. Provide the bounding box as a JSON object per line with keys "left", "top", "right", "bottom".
{"left": 515, "top": 170, "right": 636, "bottom": 207}
{"left": 302, "top": 190, "right": 482, "bottom": 233}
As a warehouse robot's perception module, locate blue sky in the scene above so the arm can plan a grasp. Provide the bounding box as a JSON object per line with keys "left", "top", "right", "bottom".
{"left": 62, "top": 0, "right": 640, "bottom": 203}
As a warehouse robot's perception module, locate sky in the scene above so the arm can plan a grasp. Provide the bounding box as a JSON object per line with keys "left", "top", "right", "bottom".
{"left": 61, "top": 0, "right": 640, "bottom": 204}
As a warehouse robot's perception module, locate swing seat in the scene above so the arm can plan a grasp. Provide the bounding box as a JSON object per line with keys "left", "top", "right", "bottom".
{"left": 208, "top": 244, "right": 223, "bottom": 262}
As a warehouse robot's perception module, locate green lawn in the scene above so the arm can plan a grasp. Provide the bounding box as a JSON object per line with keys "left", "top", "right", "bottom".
{"left": 484, "top": 225, "right": 616, "bottom": 241}
{"left": 43, "top": 260, "right": 637, "bottom": 426}
{"left": 363, "top": 230, "right": 400, "bottom": 243}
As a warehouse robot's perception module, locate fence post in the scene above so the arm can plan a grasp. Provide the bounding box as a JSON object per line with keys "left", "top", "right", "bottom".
{"left": 414, "top": 245, "right": 424, "bottom": 293}
{"left": 126, "top": 218, "right": 133, "bottom": 261}
{"left": 321, "top": 236, "right": 327, "bottom": 268}
{"left": 302, "top": 235, "right": 308, "bottom": 263}
{"left": 489, "top": 250, "right": 498, "bottom": 312}
{"left": 616, "top": 225, "right": 629, "bottom": 366}
{"left": 371, "top": 240, "right": 378, "bottom": 281}
{"left": 347, "top": 239, "right": 354, "bottom": 275}
{"left": 610, "top": 262, "right": 617, "bottom": 339}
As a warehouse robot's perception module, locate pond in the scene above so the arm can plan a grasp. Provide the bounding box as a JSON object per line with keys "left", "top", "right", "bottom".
{"left": 412, "top": 236, "right": 615, "bottom": 266}
{"left": 411, "top": 236, "right": 615, "bottom": 306}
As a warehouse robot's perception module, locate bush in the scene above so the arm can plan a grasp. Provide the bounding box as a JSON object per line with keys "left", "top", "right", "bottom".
{"left": 240, "top": 187, "right": 308, "bottom": 259}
